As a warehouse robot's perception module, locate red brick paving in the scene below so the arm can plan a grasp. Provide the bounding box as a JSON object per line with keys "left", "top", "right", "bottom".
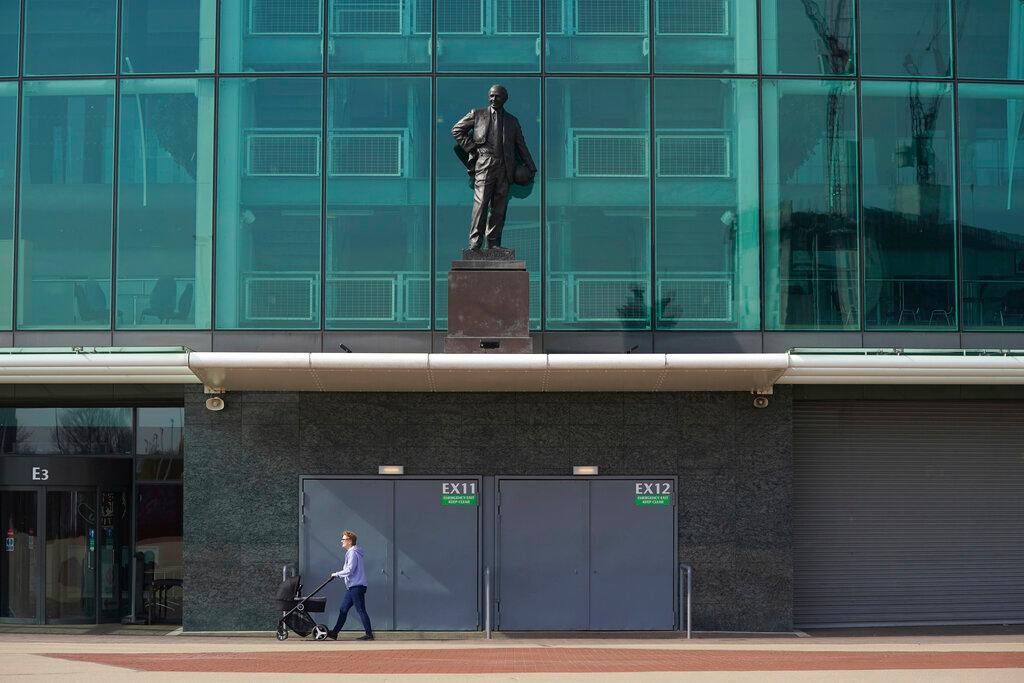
{"left": 46, "top": 648, "right": 1024, "bottom": 674}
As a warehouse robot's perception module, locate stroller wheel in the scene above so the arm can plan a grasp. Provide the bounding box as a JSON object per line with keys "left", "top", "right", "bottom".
{"left": 312, "top": 624, "right": 329, "bottom": 641}
{"left": 276, "top": 624, "right": 289, "bottom": 641}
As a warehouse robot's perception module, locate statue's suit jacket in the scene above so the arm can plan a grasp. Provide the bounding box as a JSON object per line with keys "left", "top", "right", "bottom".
{"left": 451, "top": 107, "right": 536, "bottom": 183}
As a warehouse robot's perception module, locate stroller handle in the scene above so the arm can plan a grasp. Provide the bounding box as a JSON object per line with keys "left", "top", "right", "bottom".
{"left": 307, "top": 574, "right": 336, "bottom": 597}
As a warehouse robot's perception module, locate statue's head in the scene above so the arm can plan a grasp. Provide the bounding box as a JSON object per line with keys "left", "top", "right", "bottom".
{"left": 488, "top": 85, "right": 508, "bottom": 110}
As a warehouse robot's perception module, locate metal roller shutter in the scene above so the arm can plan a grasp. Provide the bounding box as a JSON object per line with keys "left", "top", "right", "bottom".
{"left": 793, "top": 401, "right": 1024, "bottom": 627}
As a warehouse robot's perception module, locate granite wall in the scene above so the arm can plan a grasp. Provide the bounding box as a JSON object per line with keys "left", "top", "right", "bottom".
{"left": 183, "top": 386, "right": 793, "bottom": 632}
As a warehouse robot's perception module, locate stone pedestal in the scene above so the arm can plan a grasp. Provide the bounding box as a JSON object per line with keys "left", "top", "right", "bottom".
{"left": 444, "top": 248, "right": 533, "bottom": 353}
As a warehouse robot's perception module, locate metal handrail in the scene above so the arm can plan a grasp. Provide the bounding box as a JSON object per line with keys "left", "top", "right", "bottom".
{"left": 484, "top": 566, "right": 492, "bottom": 639}
{"left": 680, "top": 563, "right": 692, "bottom": 639}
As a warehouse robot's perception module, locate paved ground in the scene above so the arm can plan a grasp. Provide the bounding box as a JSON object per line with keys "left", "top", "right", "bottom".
{"left": 1, "top": 628, "right": 1023, "bottom": 682}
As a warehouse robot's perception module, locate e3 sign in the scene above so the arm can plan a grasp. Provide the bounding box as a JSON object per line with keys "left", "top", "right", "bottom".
{"left": 441, "top": 481, "right": 478, "bottom": 506}
{"left": 634, "top": 481, "right": 673, "bottom": 506}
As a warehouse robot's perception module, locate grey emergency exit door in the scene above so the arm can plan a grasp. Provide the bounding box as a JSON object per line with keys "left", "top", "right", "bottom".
{"left": 497, "top": 477, "right": 677, "bottom": 631}
{"left": 300, "top": 477, "right": 480, "bottom": 631}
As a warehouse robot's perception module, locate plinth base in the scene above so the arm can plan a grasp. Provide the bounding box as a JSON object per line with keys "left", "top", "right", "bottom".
{"left": 444, "top": 249, "right": 532, "bottom": 354}
{"left": 443, "top": 336, "right": 533, "bottom": 353}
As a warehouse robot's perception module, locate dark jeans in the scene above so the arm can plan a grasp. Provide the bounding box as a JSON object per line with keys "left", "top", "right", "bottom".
{"left": 332, "top": 585, "right": 372, "bottom": 635}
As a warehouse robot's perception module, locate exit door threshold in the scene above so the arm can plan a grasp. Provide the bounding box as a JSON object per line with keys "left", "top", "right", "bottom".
{"left": 0, "top": 624, "right": 178, "bottom": 636}
{"left": 179, "top": 630, "right": 693, "bottom": 640}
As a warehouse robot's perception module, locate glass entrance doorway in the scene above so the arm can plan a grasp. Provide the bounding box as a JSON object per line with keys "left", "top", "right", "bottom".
{"left": 0, "top": 487, "right": 129, "bottom": 624}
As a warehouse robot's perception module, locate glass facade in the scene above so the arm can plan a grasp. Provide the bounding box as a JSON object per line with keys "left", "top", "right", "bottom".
{"left": 0, "top": 0, "right": 1023, "bottom": 333}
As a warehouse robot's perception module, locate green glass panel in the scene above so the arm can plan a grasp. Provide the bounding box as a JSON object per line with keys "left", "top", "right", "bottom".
{"left": 436, "top": 77, "right": 541, "bottom": 329}
{"left": 763, "top": 79, "right": 859, "bottom": 330}
{"left": 327, "top": 0, "right": 431, "bottom": 72}
{"left": 0, "top": 83, "right": 14, "bottom": 330}
{"left": 220, "top": 0, "right": 324, "bottom": 72}
{"left": 859, "top": 0, "right": 951, "bottom": 77}
{"left": 861, "top": 81, "right": 956, "bottom": 330}
{"left": 121, "top": 0, "right": 217, "bottom": 74}
{"left": 959, "top": 83, "right": 1024, "bottom": 330}
{"left": 546, "top": 78, "right": 650, "bottom": 330}
{"left": 19, "top": 80, "right": 115, "bottom": 330}
{"left": 216, "top": 78, "right": 322, "bottom": 329}
{"left": 23, "top": 0, "right": 117, "bottom": 76}
{"left": 548, "top": 0, "right": 650, "bottom": 72}
{"left": 0, "top": 0, "right": 19, "bottom": 76}
{"left": 655, "top": 0, "right": 758, "bottom": 73}
{"left": 327, "top": 77, "right": 430, "bottom": 330}
{"left": 437, "top": 0, "right": 540, "bottom": 72}
{"left": 117, "top": 79, "right": 214, "bottom": 329}
{"left": 956, "top": 0, "right": 1024, "bottom": 80}
{"left": 655, "top": 78, "right": 758, "bottom": 330}
{"left": 761, "top": 0, "right": 855, "bottom": 75}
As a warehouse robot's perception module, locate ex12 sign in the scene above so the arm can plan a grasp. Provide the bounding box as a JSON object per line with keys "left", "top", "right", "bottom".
{"left": 634, "top": 481, "right": 672, "bottom": 506}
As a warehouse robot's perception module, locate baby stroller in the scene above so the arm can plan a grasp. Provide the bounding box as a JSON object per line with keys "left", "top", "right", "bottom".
{"left": 275, "top": 573, "right": 334, "bottom": 641}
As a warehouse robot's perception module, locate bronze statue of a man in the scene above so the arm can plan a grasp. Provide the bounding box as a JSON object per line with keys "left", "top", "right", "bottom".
{"left": 451, "top": 85, "right": 536, "bottom": 251}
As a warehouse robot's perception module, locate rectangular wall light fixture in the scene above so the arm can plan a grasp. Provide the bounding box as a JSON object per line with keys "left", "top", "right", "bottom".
{"left": 573, "top": 465, "right": 599, "bottom": 476}
{"left": 378, "top": 465, "right": 405, "bottom": 475}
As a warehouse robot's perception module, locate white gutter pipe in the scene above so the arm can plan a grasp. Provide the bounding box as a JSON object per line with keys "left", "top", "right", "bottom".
{"left": 4, "top": 350, "right": 1024, "bottom": 388}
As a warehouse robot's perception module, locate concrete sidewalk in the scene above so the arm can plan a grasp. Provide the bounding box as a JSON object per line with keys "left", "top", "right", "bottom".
{"left": 0, "top": 628, "right": 1023, "bottom": 681}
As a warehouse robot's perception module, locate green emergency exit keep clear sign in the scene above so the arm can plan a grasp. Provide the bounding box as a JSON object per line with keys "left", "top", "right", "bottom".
{"left": 441, "top": 481, "right": 478, "bottom": 506}
{"left": 634, "top": 481, "right": 672, "bottom": 506}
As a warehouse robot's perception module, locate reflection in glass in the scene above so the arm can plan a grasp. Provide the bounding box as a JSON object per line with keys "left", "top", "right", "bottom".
{"left": 216, "top": 78, "right": 322, "bottom": 329}
{"left": 45, "top": 490, "right": 96, "bottom": 621}
{"left": 861, "top": 81, "right": 956, "bottom": 329}
{"left": 655, "top": 78, "right": 759, "bottom": 330}
{"left": 328, "top": 0, "right": 432, "bottom": 71}
{"left": 327, "top": 79, "right": 430, "bottom": 329}
{"left": 546, "top": 78, "right": 650, "bottom": 330}
{"left": 548, "top": 0, "right": 650, "bottom": 72}
{"left": 23, "top": 0, "right": 117, "bottom": 76}
{"left": 136, "top": 407, "right": 185, "bottom": 457}
{"left": 0, "top": 83, "right": 15, "bottom": 330}
{"left": 0, "top": 491, "right": 38, "bottom": 621}
{"left": 136, "top": 484, "right": 183, "bottom": 623}
{"left": 764, "top": 79, "right": 859, "bottom": 330}
{"left": 18, "top": 80, "right": 115, "bottom": 330}
{"left": 956, "top": 0, "right": 1024, "bottom": 80}
{"left": 0, "top": 407, "right": 133, "bottom": 455}
{"left": 0, "top": 0, "right": 19, "bottom": 76}
{"left": 121, "top": 0, "right": 217, "bottom": 74}
{"left": 761, "top": 0, "right": 855, "bottom": 75}
{"left": 220, "top": 0, "right": 324, "bottom": 72}
{"left": 655, "top": 0, "right": 758, "bottom": 73}
{"left": 98, "top": 490, "right": 130, "bottom": 621}
{"left": 436, "top": 78, "right": 541, "bottom": 329}
{"left": 859, "top": 0, "right": 951, "bottom": 77}
{"left": 117, "top": 79, "right": 214, "bottom": 329}
{"left": 437, "top": 0, "right": 541, "bottom": 71}
{"left": 959, "top": 84, "right": 1024, "bottom": 330}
